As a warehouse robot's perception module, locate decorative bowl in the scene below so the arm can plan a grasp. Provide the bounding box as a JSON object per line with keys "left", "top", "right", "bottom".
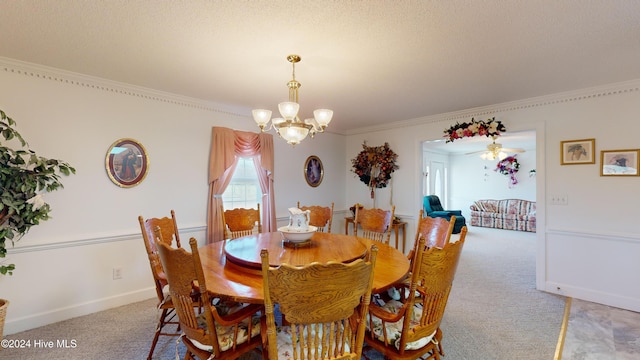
{"left": 278, "top": 225, "right": 317, "bottom": 243}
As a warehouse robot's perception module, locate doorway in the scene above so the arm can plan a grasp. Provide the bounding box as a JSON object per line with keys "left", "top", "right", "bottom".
{"left": 422, "top": 151, "right": 448, "bottom": 207}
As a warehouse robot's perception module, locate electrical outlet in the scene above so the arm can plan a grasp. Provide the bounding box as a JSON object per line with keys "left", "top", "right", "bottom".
{"left": 112, "top": 267, "right": 123, "bottom": 280}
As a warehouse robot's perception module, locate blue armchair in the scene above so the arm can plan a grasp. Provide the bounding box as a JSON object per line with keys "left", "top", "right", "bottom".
{"left": 423, "top": 195, "right": 466, "bottom": 234}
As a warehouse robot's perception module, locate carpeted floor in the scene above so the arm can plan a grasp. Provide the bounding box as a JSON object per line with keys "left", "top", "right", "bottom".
{"left": 2, "top": 226, "right": 565, "bottom": 359}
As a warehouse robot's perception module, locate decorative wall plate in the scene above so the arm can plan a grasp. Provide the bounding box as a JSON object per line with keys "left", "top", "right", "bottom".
{"left": 105, "top": 138, "right": 149, "bottom": 187}
{"left": 304, "top": 155, "right": 323, "bottom": 187}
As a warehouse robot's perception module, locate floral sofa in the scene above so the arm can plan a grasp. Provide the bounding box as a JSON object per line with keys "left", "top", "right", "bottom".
{"left": 469, "top": 199, "right": 536, "bottom": 232}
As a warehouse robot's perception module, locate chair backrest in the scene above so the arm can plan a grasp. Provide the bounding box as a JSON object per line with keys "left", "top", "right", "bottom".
{"left": 261, "top": 245, "right": 378, "bottom": 360}
{"left": 399, "top": 227, "right": 466, "bottom": 351}
{"left": 156, "top": 234, "right": 261, "bottom": 359}
{"left": 138, "top": 210, "right": 181, "bottom": 303}
{"left": 297, "top": 201, "right": 334, "bottom": 232}
{"left": 423, "top": 195, "right": 445, "bottom": 213}
{"left": 415, "top": 209, "right": 455, "bottom": 249}
{"left": 221, "top": 203, "right": 261, "bottom": 239}
{"left": 406, "top": 210, "right": 456, "bottom": 270}
{"left": 155, "top": 236, "right": 218, "bottom": 354}
{"left": 354, "top": 206, "right": 395, "bottom": 245}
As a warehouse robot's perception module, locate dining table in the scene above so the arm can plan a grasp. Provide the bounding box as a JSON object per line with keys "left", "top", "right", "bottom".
{"left": 198, "top": 231, "right": 410, "bottom": 304}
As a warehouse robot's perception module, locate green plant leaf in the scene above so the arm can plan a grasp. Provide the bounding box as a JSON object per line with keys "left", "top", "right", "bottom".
{"left": 0, "top": 108, "right": 75, "bottom": 275}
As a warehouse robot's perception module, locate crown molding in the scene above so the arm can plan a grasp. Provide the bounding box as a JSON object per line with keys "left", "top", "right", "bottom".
{"left": 0, "top": 56, "right": 250, "bottom": 118}
{"left": 2, "top": 56, "right": 638, "bottom": 135}
{"left": 345, "top": 79, "right": 640, "bottom": 135}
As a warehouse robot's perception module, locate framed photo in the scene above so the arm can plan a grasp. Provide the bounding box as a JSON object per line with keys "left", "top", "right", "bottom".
{"left": 600, "top": 149, "right": 639, "bottom": 176}
{"left": 560, "top": 138, "right": 595, "bottom": 165}
{"left": 304, "top": 155, "right": 324, "bottom": 187}
{"left": 105, "top": 138, "right": 149, "bottom": 187}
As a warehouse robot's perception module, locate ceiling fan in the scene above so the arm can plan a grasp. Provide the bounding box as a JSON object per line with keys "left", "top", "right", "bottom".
{"left": 466, "top": 135, "right": 525, "bottom": 160}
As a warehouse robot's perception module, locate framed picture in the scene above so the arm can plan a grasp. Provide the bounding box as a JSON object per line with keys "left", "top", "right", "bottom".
{"left": 560, "top": 138, "right": 595, "bottom": 165}
{"left": 600, "top": 149, "right": 639, "bottom": 176}
{"left": 105, "top": 138, "right": 149, "bottom": 187}
{"left": 304, "top": 155, "right": 324, "bottom": 187}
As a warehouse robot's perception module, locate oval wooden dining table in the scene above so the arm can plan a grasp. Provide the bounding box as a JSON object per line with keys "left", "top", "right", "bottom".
{"left": 198, "top": 231, "right": 410, "bottom": 304}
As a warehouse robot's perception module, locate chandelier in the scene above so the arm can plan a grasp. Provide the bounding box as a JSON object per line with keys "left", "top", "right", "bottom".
{"left": 252, "top": 54, "right": 333, "bottom": 145}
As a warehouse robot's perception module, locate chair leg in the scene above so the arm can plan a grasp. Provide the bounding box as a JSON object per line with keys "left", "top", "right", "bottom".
{"left": 435, "top": 328, "right": 444, "bottom": 356}
{"left": 147, "top": 308, "right": 169, "bottom": 359}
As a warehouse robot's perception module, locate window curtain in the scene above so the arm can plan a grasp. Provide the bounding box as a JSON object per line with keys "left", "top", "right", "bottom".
{"left": 207, "top": 127, "right": 275, "bottom": 243}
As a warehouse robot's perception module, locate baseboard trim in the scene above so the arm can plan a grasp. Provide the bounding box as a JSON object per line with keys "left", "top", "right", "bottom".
{"left": 4, "top": 288, "right": 156, "bottom": 335}
{"left": 544, "top": 282, "right": 640, "bottom": 313}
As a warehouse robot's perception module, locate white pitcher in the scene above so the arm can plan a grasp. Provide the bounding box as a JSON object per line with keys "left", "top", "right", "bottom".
{"left": 288, "top": 207, "right": 311, "bottom": 231}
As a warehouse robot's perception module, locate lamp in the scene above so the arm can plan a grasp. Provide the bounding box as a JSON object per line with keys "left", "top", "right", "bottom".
{"left": 252, "top": 55, "right": 333, "bottom": 146}
{"left": 479, "top": 135, "right": 508, "bottom": 160}
{"left": 480, "top": 143, "right": 508, "bottom": 160}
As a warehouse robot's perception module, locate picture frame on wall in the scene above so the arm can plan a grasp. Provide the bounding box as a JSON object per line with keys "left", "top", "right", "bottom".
{"left": 600, "top": 149, "right": 639, "bottom": 176}
{"left": 105, "top": 138, "right": 149, "bottom": 187}
{"left": 560, "top": 138, "right": 595, "bottom": 165}
{"left": 304, "top": 155, "right": 324, "bottom": 187}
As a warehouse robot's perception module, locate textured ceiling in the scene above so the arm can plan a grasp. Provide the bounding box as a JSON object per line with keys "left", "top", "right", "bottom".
{"left": 1, "top": 0, "right": 639, "bottom": 136}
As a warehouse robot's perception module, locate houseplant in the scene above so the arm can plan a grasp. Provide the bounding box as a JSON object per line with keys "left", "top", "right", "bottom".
{"left": 0, "top": 109, "right": 76, "bottom": 275}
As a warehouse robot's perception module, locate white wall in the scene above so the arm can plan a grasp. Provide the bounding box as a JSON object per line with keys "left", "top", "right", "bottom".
{"left": 2, "top": 57, "right": 640, "bottom": 335}
{"left": 344, "top": 81, "right": 640, "bottom": 315}
{"left": 0, "top": 59, "right": 347, "bottom": 334}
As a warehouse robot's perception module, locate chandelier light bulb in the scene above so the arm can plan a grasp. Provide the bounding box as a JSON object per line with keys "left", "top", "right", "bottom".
{"left": 313, "top": 109, "right": 333, "bottom": 128}
{"left": 278, "top": 102, "right": 300, "bottom": 120}
{"left": 280, "top": 125, "right": 310, "bottom": 145}
{"left": 252, "top": 109, "right": 272, "bottom": 130}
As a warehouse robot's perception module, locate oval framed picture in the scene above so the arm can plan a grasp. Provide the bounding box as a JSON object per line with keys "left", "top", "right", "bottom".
{"left": 304, "top": 155, "right": 324, "bottom": 187}
{"left": 105, "top": 138, "right": 149, "bottom": 188}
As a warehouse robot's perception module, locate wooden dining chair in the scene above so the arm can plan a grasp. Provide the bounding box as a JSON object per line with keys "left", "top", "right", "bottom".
{"left": 296, "top": 201, "right": 334, "bottom": 232}
{"left": 407, "top": 210, "right": 456, "bottom": 269}
{"left": 365, "top": 227, "right": 467, "bottom": 360}
{"left": 354, "top": 206, "right": 395, "bottom": 246}
{"left": 261, "top": 245, "right": 379, "bottom": 360}
{"left": 386, "top": 211, "right": 457, "bottom": 302}
{"left": 156, "top": 234, "right": 264, "bottom": 360}
{"left": 221, "top": 204, "right": 262, "bottom": 240}
{"left": 137, "top": 210, "right": 185, "bottom": 360}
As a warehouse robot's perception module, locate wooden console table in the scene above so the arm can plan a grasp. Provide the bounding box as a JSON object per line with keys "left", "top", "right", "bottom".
{"left": 345, "top": 217, "right": 408, "bottom": 253}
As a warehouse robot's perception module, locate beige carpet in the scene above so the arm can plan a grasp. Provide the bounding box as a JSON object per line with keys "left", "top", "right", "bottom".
{"left": 2, "top": 226, "right": 565, "bottom": 359}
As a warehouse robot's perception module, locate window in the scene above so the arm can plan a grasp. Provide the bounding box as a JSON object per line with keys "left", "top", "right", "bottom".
{"left": 222, "top": 157, "right": 261, "bottom": 210}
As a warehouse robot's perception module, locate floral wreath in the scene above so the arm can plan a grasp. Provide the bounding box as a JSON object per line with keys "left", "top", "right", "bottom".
{"left": 443, "top": 117, "right": 506, "bottom": 143}
{"left": 495, "top": 155, "right": 520, "bottom": 186}
{"left": 351, "top": 142, "right": 399, "bottom": 190}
